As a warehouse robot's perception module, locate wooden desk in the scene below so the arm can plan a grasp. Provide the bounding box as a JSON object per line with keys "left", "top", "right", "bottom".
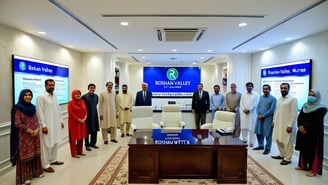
{"left": 128, "top": 129, "right": 247, "bottom": 184}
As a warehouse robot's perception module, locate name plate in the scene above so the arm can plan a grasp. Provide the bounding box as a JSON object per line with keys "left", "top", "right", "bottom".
{"left": 152, "top": 129, "right": 207, "bottom": 144}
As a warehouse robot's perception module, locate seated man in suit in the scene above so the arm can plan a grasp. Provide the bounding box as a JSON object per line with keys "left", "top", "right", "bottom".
{"left": 135, "top": 82, "right": 152, "bottom": 106}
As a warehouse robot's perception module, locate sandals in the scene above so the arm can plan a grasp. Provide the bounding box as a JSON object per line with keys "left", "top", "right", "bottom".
{"left": 24, "top": 180, "right": 31, "bottom": 185}
{"left": 306, "top": 171, "right": 316, "bottom": 177}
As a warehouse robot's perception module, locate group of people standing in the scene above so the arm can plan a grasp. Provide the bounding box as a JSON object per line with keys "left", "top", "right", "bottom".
{"left": 9, "top": 79, "right": 149, "bottom": 185}
{"left": 203, "top": 81, "right": 326, "bottom": 177}
{"left": 10, "top": 79, "right": 65, "bottom": 185}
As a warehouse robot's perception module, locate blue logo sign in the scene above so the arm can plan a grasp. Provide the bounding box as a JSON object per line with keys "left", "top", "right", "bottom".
{"left": 19, "top": 61, "right": 26, "bottom": 71}
{"left": 166, "top": 68, "right": 178, "bottom": 80}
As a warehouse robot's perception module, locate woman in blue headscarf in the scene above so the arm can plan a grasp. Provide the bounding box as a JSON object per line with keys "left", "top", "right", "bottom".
{"left": 295, "top": 89, "right": 327, "bottom": 177}
{"left": 10, "top": 89, "right": 44, "bottom": 185}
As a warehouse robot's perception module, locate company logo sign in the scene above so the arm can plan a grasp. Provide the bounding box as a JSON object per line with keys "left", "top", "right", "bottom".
{"left": 19, "top": 61, "right": 26, "bottom": 71}
{"left": 166, "top": 68, "right": 178, "bottom": 80}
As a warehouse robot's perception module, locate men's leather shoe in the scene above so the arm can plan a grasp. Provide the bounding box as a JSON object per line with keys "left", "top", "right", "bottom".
{"left": 263, "top": 150, "right": 270, "bottom": 155}
{"left": 86, "top": 147, "right": 92, "bottom": 151}
{"left": 43, "top": 167, "right": 55, "bottom": 173}
{"left": 280, "top": 160, "right": 291, "bottom": 165}
{"left": 121, "top": 134, "right": 125, "bottom": 137}
{"left": 78, "top": 153, "right": 86, "bottom": 156}
{"left": 253, "top": 146, "right": 264, "bottom": 150}
{"left": 91, "top": 145, "right": 99, "bottom": 149}
{"left": 111, "top": 139, "right": 118, "bottom": 143}
{"left": 50, "top": 161, "right": 64, "bottom": 165}
{"left": 72, "top": 155, "right": 80, "bottom": 158}
{"left": 126, "top": 134, "right": 132, "bottom": 136}
{"left": 104, "top": 141, "right": 108, "bottom": 145}
{"left": 271, "top": 155, "right": 284, "bottom": 160}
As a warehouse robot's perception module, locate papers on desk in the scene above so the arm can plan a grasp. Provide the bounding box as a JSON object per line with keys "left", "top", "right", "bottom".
{"left": 216, "top": 128, "right": 234, "bottom": 135}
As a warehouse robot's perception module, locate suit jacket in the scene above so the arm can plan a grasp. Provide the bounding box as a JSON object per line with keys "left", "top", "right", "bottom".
{"left": 192, "top": 90, "right": 210, "bottom": 113}
{"left": 135, "top": 90, "right": 152, "bottom": 106}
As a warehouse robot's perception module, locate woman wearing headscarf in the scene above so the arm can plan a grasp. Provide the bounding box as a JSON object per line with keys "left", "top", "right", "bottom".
{"left": 10, "top": 89, "right": 44, "bottom": 185}
{"left": 68, "top": 89, "right": 87, "bottom": 158}
{"left": 295, "top": 89, "right": 327, "bottom": 177}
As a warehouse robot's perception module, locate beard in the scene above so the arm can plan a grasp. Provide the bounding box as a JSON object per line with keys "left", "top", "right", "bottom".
{"left": 123, "top": 90, "right": 127, "bottom": 94}
{"left": 47, "top": 88, "right": 54, "bottom": 93}
{"left": 281, "top": 91, "right": 288, "bottom": 97}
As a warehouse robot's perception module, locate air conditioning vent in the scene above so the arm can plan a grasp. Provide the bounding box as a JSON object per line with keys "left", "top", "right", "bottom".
{"left": 156, "top": 28, "right": 206, "bottom": 42}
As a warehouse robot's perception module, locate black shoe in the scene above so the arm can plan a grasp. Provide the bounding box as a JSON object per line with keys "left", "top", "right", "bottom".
{"left": 263, "top": 150, "right": 270, "bottom": 155}
{"left": 86, "top": 147, "right": 92, "bottom": 151}
{"left": 111, "top": 139, "right": 118, "bottom": 143}
{"left": 126, "top": 133, "right": 132, "bottom": 136}
{"left": 104, "top": 141, "right": 108, "bottom": 145}
{"left": 91, "top": 145, "right": 99, "bottom": 149}
{"left": 271, "top": 155, "right": 284, "bottom": 160}
{"left": 280, "top": 160, "right": 291, "bottom": 165}
{"left": 121, "top": 134, "right": 125, "bottom": 137}
{"left": 253, "top": 146, "right": 264, "bottom": 150}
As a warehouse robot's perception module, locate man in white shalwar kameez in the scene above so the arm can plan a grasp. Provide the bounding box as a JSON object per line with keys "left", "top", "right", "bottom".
{"left": 239, "top": 82, "right": 259, "bottom": 147}
{"left": 36, "top": 79, "right": 64, "bottom": 173}
{"left": 117, "top": 84, "right": 133, "bottom": 137}
{"left": 272, "top": 83, "right": 298, "bottom": 165}
{"left": 99, "top": 82, "right": 118, "bottom": 144}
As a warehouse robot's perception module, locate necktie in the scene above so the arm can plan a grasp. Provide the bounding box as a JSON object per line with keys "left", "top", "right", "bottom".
{"left": 143, "top": 91, "right": 146, "bottom": 101}
{"left": 199, "top": 91, "right": 202, "bottom": 99}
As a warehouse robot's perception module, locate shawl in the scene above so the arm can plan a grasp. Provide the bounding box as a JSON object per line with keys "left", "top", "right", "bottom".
{"left": 303, "top": 89, "right": 327, "bottom": 113}
{"left": 10, "top": 89, "right": 36, "bottom": 166}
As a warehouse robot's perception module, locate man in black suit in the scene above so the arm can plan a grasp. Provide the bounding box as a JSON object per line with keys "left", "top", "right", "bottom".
{"left": 135, "top": 82, "right": 152, "bottom": 106}
{"left": 192, "top": 83, "right": 210, "bottom": 129}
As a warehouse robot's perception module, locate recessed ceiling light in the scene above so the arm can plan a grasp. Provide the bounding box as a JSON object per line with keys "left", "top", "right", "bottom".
{"left": 68, "top": 45, "right": 75, "bottom": 48}
{"left": 172, "top": 49, "right": 177, "bottom": 52}
{"left": 138, "top": 49, "right": 143, "bottom": 52}
{"left": 238, "top": 22, "right": 247, "bottom": 27}
{"left": 200, "top": 57, "right": 205, "bottom": 59}
{"left": 207, "top": 49, "right": 212, "bottom": 52}
{"left": 38, "top": 31, "right": 46, "bottom": 35}
{"left": 147, "top": 62, "right": 151, "bottom": 65}
{"left": 192, "top": 62, "right": 197, "bottom": 65}
{"left": 284, "top": 37, "right": 293, "bottom": 41}
{"left": 120, "top": 21, "right": 129, "bottom": 26}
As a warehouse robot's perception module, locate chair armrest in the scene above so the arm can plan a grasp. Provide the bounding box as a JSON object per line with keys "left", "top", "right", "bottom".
{"left": 152, "top": 123, "right": 161, "bottom": 129}
{"left": 200, "top": 123, "right": 212, "bottom": 129}
{"left": 180, "top": 121, "right": 186, "bottom": 128}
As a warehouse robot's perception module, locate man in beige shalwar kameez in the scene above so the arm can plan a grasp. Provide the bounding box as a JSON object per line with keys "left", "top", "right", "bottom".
{"left": 99, "top": 82, "right": 118, "bottom": 144}
{"left": 117, "top": 84, "right": 133, "bottom": 137}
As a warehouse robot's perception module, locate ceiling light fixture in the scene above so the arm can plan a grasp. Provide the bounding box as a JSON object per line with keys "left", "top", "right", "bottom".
{"left": 38, "top": 31, "right": 46, "bottom": 35}
{"left": 172, "top": 49, "right": 177, "bottom": 52}
{"left": 138, "top": 49, "right": 143, "bottom": 52}
{"left": 238, "top": 22, "right": 248, "bottom": 27}
{"left": 120, "top": 21, "right": 129, "bottom": 26}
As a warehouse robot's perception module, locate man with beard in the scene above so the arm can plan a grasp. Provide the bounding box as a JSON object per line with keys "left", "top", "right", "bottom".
{"left": 82, "top": 83, "right": 100, "bottom": 151}
{"left": 272, "top": 83, "right": 298, "bottom": 165}
{"left": 210, "top": 85, "right": 225, "bottom": 121}
{"left": 224, "top": 83, "right": 242, "bottom": 137}
{"left": 239, "top": 82, "right": 259, "bottom": 147}
{"left": 116, "top": 84, "right": 133, "bottom": 137}
{"left": 36, "top": 79, "right": 64, "bottom": 173}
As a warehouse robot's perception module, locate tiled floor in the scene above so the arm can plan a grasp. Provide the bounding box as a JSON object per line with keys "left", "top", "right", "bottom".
{"left": 1, "top": 130, "right": 327, "bottom": 185}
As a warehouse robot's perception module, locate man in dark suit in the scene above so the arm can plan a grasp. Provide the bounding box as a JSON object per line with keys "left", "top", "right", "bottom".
{"left": 192, "top": 83, "right": 210, "bottom": 129}
{"left": 135, "top": 82, "right": 152, "bottom": 106}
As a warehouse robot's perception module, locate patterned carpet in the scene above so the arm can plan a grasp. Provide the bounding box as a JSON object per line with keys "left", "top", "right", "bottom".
{"left": 89, "top": 146, "right": 284, "bottom": 185}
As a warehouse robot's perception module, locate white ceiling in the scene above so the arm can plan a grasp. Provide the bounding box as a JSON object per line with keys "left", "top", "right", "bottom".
{"left": 0, "top": 0, "right": 327, "bottom": 65}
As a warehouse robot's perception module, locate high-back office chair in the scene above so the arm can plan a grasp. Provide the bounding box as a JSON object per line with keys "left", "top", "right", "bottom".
{"left": 160, "top": 104, "right": 186, "bottom": 129}
{"left": 201, "top": 111, "right": 235, "bottom": 132}
{"left": 131, "top": 106, "right": 160, "bottom": 132}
